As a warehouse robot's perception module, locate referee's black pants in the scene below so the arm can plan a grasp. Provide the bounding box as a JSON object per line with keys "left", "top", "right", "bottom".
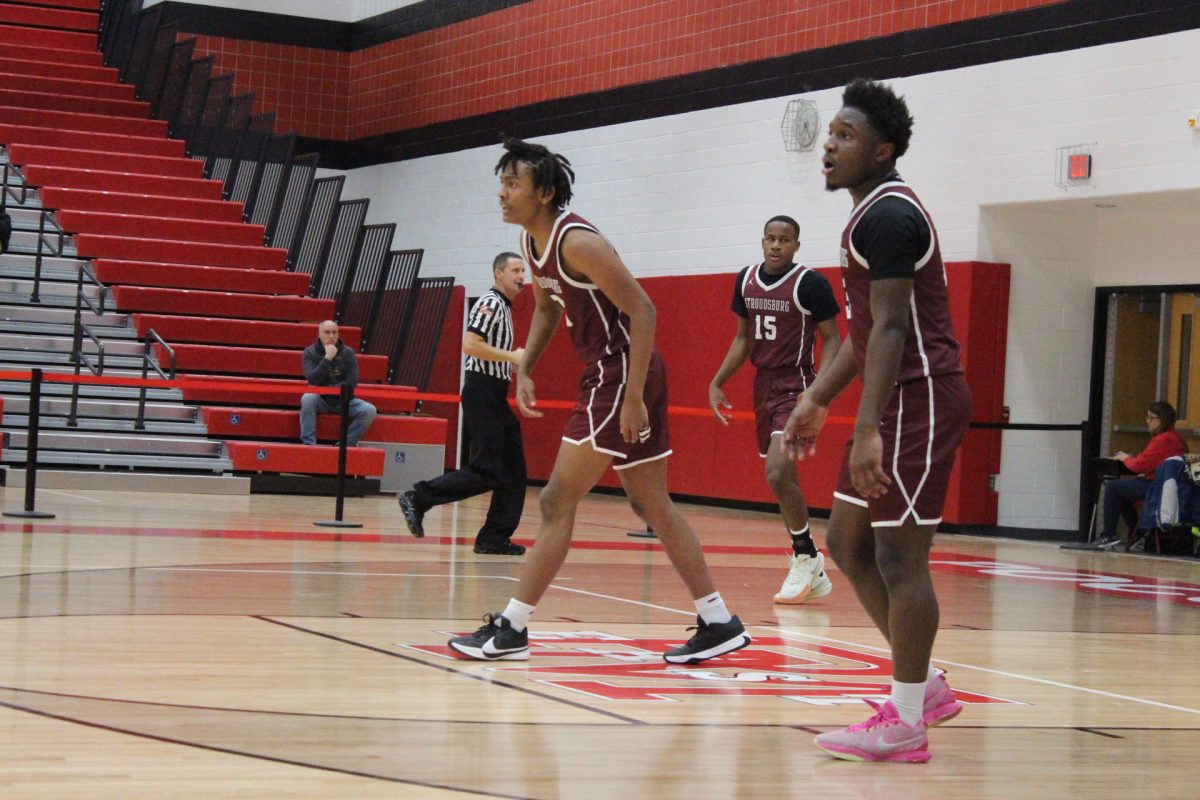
{"left": 411, "top": 371, "right": 526, "bottom": 545}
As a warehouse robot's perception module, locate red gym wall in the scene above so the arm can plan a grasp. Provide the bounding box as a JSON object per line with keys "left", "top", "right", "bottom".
{"left": 483, "top": 261, "right": 1010, "bottom": 527}
{"left": 188, "top": 0, "right": 1065, "bottom": 141}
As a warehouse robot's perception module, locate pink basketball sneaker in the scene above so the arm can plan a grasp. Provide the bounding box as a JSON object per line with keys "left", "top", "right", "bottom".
{"left": 813, "top": 700, "right": 931, "bottom": 763}
{"left": 924, "top": 673, "right": 963, "bottom": 726}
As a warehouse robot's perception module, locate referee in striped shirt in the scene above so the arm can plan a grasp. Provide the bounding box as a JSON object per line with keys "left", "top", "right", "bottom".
{"left": 398, "top": 252, "right": 529, "bottom": 554}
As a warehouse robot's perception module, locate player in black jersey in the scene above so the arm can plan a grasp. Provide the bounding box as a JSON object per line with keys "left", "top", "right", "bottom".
{"left": 709, "top": 216, "right": 841, "bottom": 604}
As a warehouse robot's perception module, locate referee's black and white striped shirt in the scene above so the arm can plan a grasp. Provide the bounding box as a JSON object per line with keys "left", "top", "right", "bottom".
{"left": 464, "top": 288, "right": 515, "bottom": 381}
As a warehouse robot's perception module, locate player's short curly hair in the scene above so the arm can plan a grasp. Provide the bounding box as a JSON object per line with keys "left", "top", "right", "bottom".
{"left": 764, "top": 215, "right": 800, "bottom": 239}
{"left": 842, "top": 79, "right": 914, "bottom": 160}
{"left": 495, "top": 136, "right": 576, "bottom": 211}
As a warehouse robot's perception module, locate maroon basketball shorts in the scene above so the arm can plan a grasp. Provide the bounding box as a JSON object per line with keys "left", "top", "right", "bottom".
{"left": 834, "top": 373, "right": 971, "bottom": 527}
{"left": 753, "top": 367, "right": 815, "bottom": 457}
{"left": 562, "top": 348, "right": 671, "bottom": 470}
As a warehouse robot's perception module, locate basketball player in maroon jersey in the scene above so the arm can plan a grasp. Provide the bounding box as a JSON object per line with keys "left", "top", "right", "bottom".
{"left": 710, "top": 215, "right": 841, "bottom": 604}
{"left": 448, "top": 137, "right": 750, "bottom": 664}
{"left": 782, "top": 80, "right": 971, "bottom": 762}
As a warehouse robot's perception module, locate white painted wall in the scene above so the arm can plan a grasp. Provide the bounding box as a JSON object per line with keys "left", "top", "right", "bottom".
{"left": 143, "top": 0, "right": 422, "bottom": 22}
{"left": 341, "top": 27, "right": 1200, "bottom": 531}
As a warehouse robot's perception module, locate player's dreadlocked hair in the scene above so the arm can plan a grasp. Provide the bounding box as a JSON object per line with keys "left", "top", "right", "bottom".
{"left": 495, "top": 136, "right": 575, "bottom": 211}
{"left": 842, "top": 79, "right": 914, "bottom": 160}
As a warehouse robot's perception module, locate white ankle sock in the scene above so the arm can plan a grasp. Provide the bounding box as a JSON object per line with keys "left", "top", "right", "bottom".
{"left": 694, "top": 591, "right": 732, "bottom": 625}
{"left": 502, "top": 598, "right": 535, "bottom": 632}
{"left": 891, "top": 679, "right": 926, "bottom": 726}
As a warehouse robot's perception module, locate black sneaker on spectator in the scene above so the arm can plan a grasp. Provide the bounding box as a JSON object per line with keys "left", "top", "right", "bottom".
{"left": 662, "top": 615, "right": 751, "bottom": 664}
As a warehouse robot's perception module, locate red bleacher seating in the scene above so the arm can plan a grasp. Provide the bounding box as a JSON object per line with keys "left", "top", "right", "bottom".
{"left": 160, "top": 343, "right": 388, "bottom": 382}
{"left": 113, "top": 287, "right": 330, "bottom": 321}
{"left": 133, "top": 315, "right": 361, "bottom": 349}
{"left": 95, "top": 260, "right": 309, "bottom": 295}
{"left": 179, "top": 377, "right": 419, "bottom": 415}
{"left": 202, "top": 408, "right": 446, "bottom": 444}
{"left": 224, "top": 441, "right": 386, "bottom": 477}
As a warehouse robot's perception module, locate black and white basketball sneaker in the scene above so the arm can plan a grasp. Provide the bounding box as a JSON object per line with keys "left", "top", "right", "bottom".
{"left": 447, "top": 613, "right": 530, "bottom": 661}
{"left": 662, "top": 615, "right": 751, "bottom": 664}
{"left": 397, "top": 491, "right": 425, "bottom": 538}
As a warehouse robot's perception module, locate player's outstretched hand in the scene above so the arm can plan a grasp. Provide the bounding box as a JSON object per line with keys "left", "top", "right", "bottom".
{"left": 709, "top": 385, "right": 733, "bottom": 426}
{"left": 515, "top": 374, "right": 542, "bottom": 418}
{"left": 781, "top": 395, "right": 828, "bottom": 461}
{"left": 849, "top": 428, "right": 891, "bottom": 498}
{"left": 620, "top": 397, "right": 650, "bottom": 445}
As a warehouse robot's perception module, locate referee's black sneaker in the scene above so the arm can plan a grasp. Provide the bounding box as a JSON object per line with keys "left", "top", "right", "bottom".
{"left": 447, "top": 613, "right": 530, "bottom": 661}
{"left": 473, "top": 540, "right": 526, "bottom": 555}
{"left": 397, "top": 491, "right": 425, "bottom": 538}
{"left": 662, "top": 615, "right": 751, "bottom": 664}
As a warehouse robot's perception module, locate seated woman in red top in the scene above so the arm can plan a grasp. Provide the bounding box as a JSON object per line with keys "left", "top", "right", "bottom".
{"left": 1091, "top": 401, "right": 1189, "bottom": 549}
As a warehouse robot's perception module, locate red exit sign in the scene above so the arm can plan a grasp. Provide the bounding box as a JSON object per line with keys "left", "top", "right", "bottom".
{"left": 1068, "top": 154, "right": 1092, "bottom": 180}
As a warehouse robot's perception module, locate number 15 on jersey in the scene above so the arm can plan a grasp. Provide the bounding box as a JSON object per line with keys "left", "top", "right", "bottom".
{"left": 755, "top": 315, "right": 777, "bottom": 340}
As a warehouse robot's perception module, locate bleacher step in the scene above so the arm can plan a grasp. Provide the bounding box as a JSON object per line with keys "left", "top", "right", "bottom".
{"left": 2, "top": 467, "right": 250, "bottom": 495}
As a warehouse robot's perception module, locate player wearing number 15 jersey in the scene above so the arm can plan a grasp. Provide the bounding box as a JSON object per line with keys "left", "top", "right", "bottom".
{"left": 709, "top": 215, "right": 841, "bottom": 604}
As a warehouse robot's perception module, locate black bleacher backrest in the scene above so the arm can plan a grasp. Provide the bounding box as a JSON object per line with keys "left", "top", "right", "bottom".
{"left": 136, "top": 22, "right": 178, "bottom": 105}
{"left": 226, "top": 111, "right": 276, "bottom": 204}
{"left": 391, "top": 276, "right": 454, "bottom": 392}
{"left": 107, "top": 0, "right": 148, "bottom": 79}
{"left": 339, "top": 223, "right": 394, "bottom": 328}
{"left": 186, "top": 72, "right": 232, "bottom": 159}
{"left": 313, "top": 198, "right": 369, "bottom": 303}
{"left": 267, "top": 152, "right": 318, "bottom": 251}
{"left": 289, "top": 175, "right": 344, "bottom": 278}
{"left": 153, "top": 36, "right": 196, "bottom": 122}
{"left": 246, "top": 133, "right": 297, "bottom": 229}
{"left": 366, "top": 248, "right": 423, "bottom": 358}
{"left": 169, "top": 55, "right": 212, "bottom": 140}
{"left": 205, "top": 93, "right": 254, "bottom": 183}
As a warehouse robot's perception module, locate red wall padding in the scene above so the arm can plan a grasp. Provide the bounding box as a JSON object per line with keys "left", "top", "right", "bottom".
{"left": 497, "top": 262, "right": 1008, "bottom": 526}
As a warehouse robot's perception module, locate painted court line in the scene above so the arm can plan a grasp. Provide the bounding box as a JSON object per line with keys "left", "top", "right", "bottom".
{"left": 775, "top": 629, "right": 1200, "bottom": 716}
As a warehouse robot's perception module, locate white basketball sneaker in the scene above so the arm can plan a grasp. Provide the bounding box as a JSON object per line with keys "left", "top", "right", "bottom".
{"left": 774, "top": 551, "right": 833, "bottom": 604}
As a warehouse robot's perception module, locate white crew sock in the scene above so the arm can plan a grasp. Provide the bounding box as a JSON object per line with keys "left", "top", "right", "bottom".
{"left": 891, "top": 679, "right": 927, "bottom": 726}
{"left": 694, "top": 591, "right": 732, "bottom": 625}
{"left": 501, "top": 598, "right": 536, "bottom": 632}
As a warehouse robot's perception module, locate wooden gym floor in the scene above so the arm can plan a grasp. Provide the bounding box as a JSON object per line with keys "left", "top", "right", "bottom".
{"left": 0, "top": 484, "right": 1197, "bottom": 798}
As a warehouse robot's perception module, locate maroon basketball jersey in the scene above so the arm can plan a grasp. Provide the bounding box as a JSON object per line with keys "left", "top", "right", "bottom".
{"left": 738, "top": 262, "right": 830, "bottom": 376}
{"left": 521, "top": 212, "right": 632, "bottom": 364}
{"left": 840, "top": 181, "right": 963, "bottom": 382}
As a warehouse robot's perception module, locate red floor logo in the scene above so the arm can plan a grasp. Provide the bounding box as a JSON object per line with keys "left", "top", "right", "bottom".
{"left": 408, "top": 632, "right": 1016, "bottom": 706}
